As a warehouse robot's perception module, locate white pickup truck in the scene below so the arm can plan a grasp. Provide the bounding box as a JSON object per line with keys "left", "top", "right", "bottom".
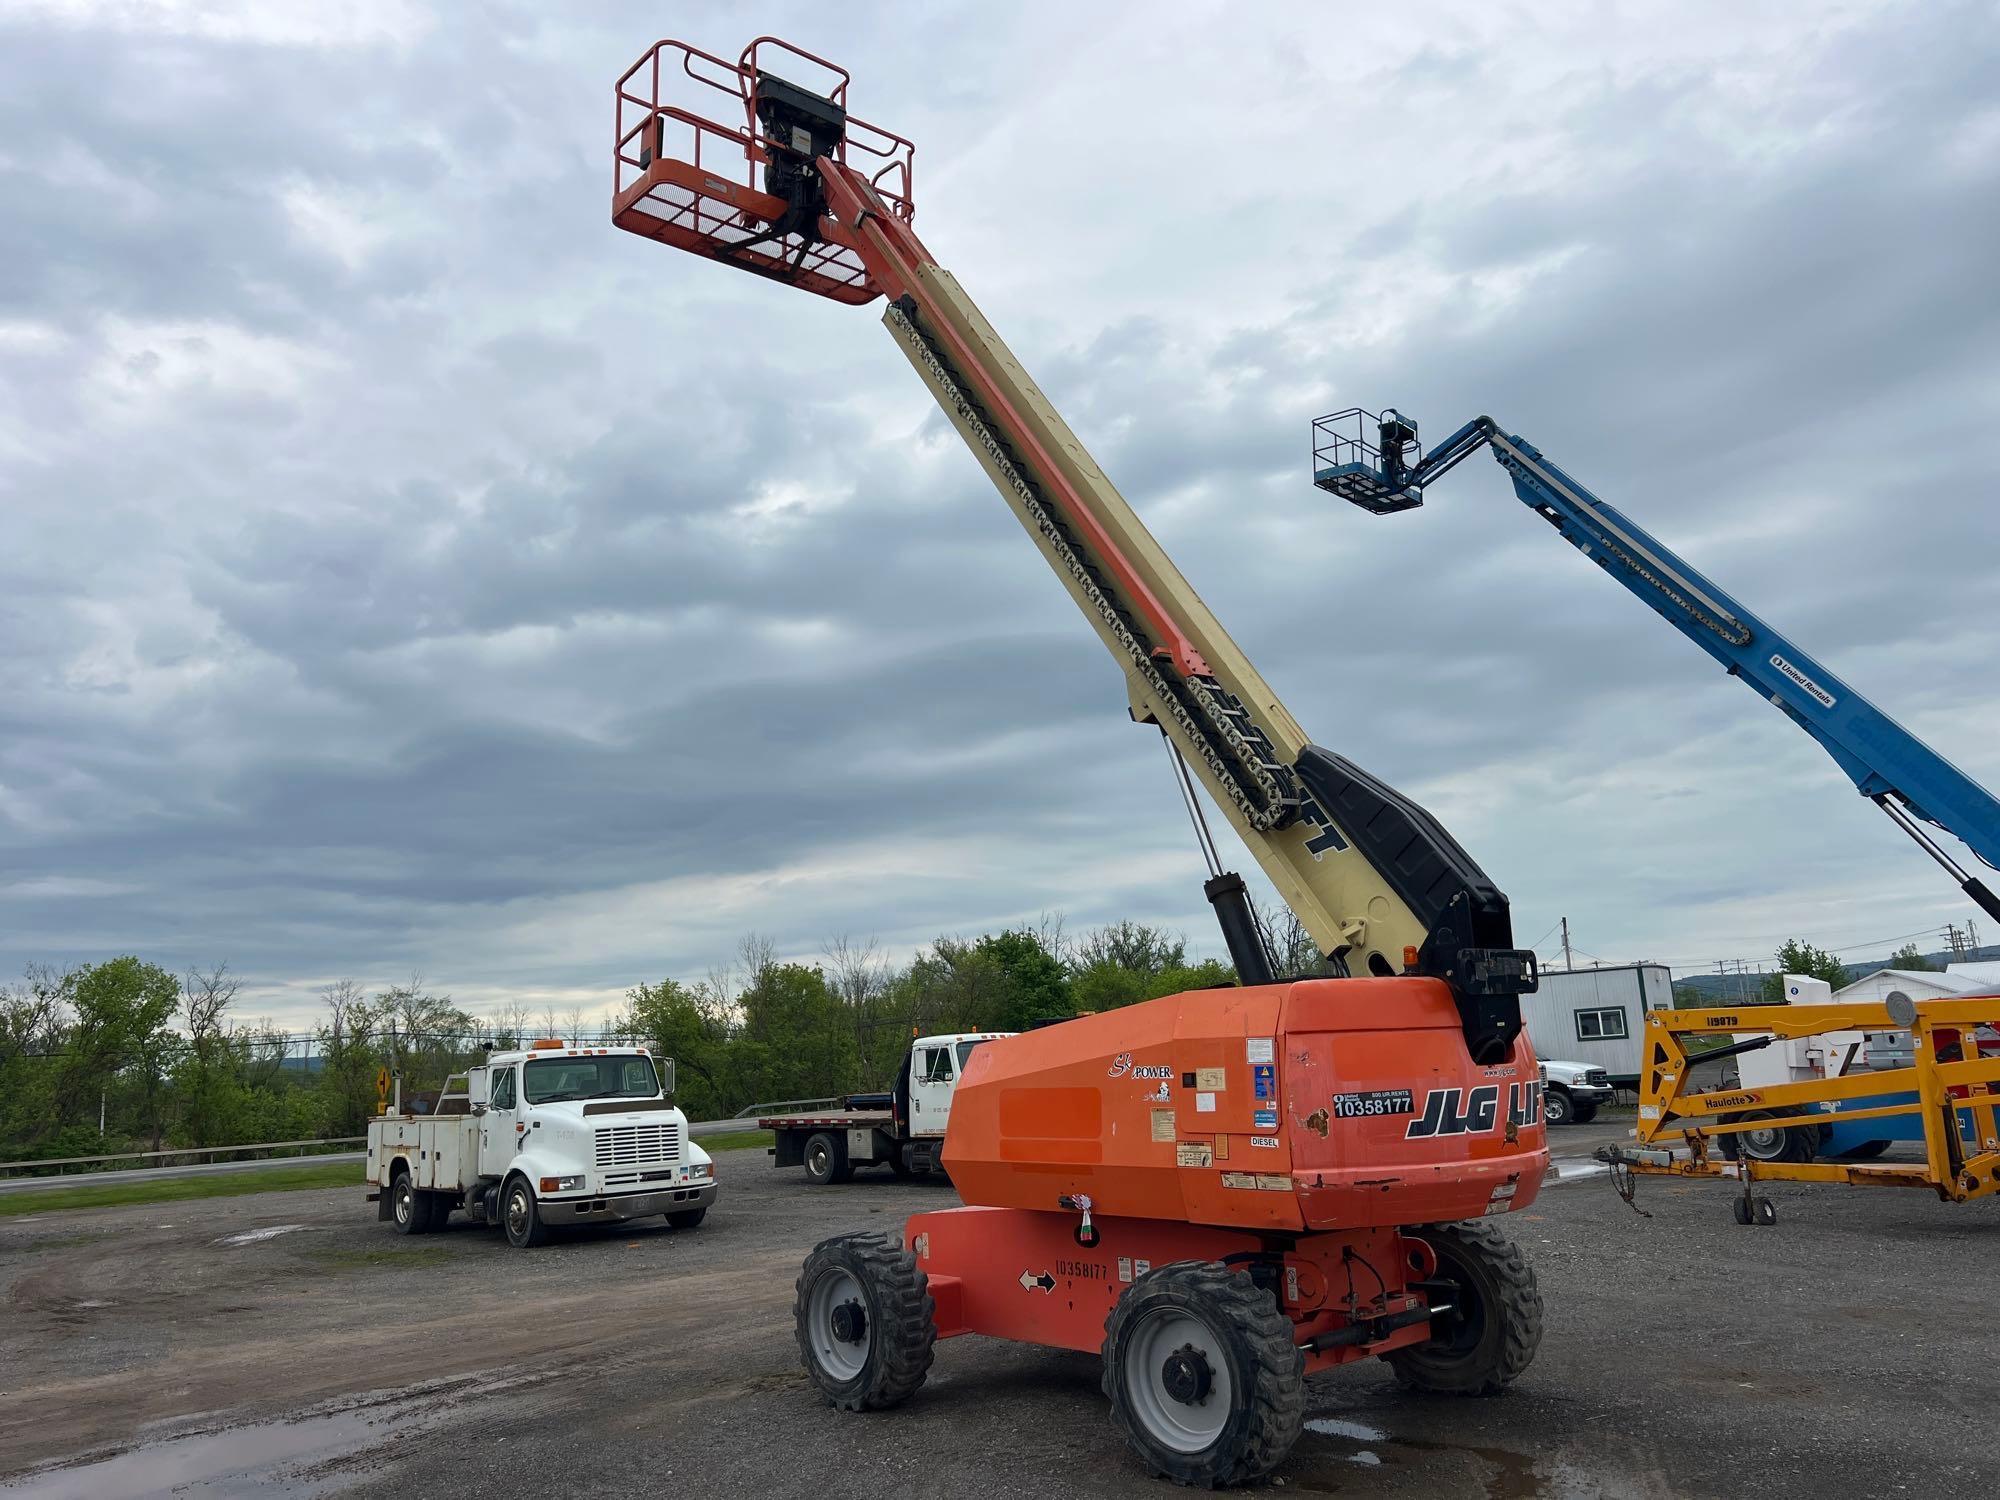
{"left": 366, "top": 1040, "right": 715, "bottom": 1247}
{"left": 1539, "top": 1058, "right": 1616, "bottom": 1125}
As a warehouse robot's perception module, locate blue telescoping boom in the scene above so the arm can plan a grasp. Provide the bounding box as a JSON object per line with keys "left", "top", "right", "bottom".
{"left": 1311, "top": 409, "right": 2000, "bottom": 924}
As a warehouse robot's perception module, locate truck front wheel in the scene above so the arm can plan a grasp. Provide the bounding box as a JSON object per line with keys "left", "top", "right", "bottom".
{"left": 1543, "top": 1088, "right": 1574, "bottom": 1126}
{"left": 803, "top": 1132, "right": 853, "bottom": 1186}
{"left": 501, "top": 1175, "right": 548, "bottom": 1248}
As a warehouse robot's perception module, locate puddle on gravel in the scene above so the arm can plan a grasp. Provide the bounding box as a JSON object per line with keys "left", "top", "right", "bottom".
{"left": 0, "top": 1368, "right": 558, "bottom": 1500}
{"left": 1292, "top": 1414, "right": 1607, "bottom": 1497}
{"left": 213, "top": 1223, "right": 310, "bottom": 1247}
{"left": 0, "top": 1408, "right": 407, "bottom": 1499}
{"left": 1304, "top": 1416, "right": 1389, "bottom": 1442}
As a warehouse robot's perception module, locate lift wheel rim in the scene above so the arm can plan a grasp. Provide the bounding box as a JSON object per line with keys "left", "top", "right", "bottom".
{"left": 1121, "top": 1307, "right": 1234, "bottom": 1453}
{"left": 806, "top": 1267, "right": 873, "bottom": 1381}
{"left": 1739, "top": 1125, "right": 1787, "bottom": 1159}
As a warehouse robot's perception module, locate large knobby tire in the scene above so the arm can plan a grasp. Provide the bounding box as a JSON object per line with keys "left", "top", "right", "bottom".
{"left": 1102, "top": 1260, "right": 1305, "bottom": 1487}
{"left": 389, "top": 1165, "right": 428, "bottom": 1236}
{"left": 795, "top": 1233, "right": 935, "bottom": 1411}
{"left": 802, "top": 1132, "right": 853, "bottom": 1187}
{"left": 1388, "top": 1222, "right": 1543, "bottom": 1396}
{"left": 501, "top": 1174, "right": 548, "bottom": 1249}
{"left": 1718, "top": 1110, "right": 1816, "bottom": 1164}
{"left": 1542, "top": 1088, "right": 1574, "bottom": 1127}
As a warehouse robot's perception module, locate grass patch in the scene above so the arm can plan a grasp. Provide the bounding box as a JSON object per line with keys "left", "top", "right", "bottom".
{"left": 309, "top": 1243, "right": 453, "bottom": 1270}
{"left": 699, "top": 1129, "right": 773, "bottom": 1154}
{"left": 0, "top": 1161, "right": 363, "bottom": 1217}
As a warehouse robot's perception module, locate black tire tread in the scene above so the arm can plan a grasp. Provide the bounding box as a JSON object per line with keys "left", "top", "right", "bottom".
{"left": 390, "top": 1163, "right": 427, "bottom": 1237}
{"left": 794, "top": 1232, "right": 935, "bottom": 1412}
{"left": 1389, "top": 1220, "right": 1542, "bottom": 1396}
{"left": 503, "top": 1174, "right": 548, "bottom": 1249}
{"left": 1101, "top": 1259, "right": 1305, "bottom": 1487}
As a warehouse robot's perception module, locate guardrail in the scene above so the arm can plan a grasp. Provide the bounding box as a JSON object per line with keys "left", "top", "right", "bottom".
{"left": 0, "top": 1136, "right": 367, "bottom": 1179}
{"left": 730, "top": 1096, "right": 843, "bottom": 1119}
{"left": 3, "top": 1102, "right": 844, "bottom": 1177}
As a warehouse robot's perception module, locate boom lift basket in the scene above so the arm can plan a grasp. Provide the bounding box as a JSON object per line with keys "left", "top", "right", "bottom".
{"left": 612, "top": 38, "right": 915, "bottom": 304}
{"left": 1310, "top": 407, "right": 1424, "bottom": 514}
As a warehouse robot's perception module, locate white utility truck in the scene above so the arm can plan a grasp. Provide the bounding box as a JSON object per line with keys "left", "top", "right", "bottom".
{"left": 366, "top": 1040, "right": 715, "bottom": 1247}
{"left": 758, "top": 1031, "right": 1010, "bottom": 1184}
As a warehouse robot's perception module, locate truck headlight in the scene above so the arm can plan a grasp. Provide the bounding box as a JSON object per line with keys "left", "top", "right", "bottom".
{"left": 541, "top": 1174, "right": 585, "bottom": 1193}
{"left": 688, "top": 1161, "right": 712, "bottom": 1180}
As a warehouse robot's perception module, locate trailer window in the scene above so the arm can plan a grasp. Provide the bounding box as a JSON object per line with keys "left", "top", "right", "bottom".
{"left": 523, "top": 1055, "right": 659, "bottom": 1104}
{"left": 1575, "top": 1007, "right": 1629, "bottom": 1041}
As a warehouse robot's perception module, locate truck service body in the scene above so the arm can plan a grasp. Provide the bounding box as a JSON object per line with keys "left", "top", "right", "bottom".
{"left": 366, "top": 1041, "right": 716, "bottom": 1247}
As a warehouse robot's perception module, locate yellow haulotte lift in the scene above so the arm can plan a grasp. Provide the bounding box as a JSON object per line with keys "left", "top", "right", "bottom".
{"left": 1597, "top": 990, "right": 2000, "bottom": 1224}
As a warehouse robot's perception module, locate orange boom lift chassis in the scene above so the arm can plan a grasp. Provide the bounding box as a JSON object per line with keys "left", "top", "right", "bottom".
{"left": 614, "top": 39, "right": 1547, "bottom": 1485}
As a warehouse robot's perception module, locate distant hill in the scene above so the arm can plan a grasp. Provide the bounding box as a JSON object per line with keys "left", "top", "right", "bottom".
{"left": 1668, "top": 943, "right": 1998, "bottom": 1005}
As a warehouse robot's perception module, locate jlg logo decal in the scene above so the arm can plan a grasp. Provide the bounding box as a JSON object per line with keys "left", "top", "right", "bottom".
{"left": 1404, "top": 1082, "right": 1541, "bottom": 1139}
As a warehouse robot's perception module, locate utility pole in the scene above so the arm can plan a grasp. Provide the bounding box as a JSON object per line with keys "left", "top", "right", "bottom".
{"left": 1968, "top": 918, "right": 1983, "bottom": 960}
{"left": 1560, "top": 918, "right": 1573, "bottom": 973}
{"left": 1945, "top": 923, "right": 1968, "bottom": 962}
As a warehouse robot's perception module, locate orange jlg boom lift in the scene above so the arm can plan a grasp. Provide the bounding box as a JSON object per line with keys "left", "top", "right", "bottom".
{"left": 614, "top": 39, "right": 1549, "bottom": 1484}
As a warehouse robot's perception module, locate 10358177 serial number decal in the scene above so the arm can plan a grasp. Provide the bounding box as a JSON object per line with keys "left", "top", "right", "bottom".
{"left": 1330, "top": 1089, "right": 1415, "bottom": 1118}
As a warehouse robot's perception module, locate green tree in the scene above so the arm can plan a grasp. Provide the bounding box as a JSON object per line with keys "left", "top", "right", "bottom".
{"left": 315, "top": 979, "right": 384, "bottom": 1137}
{"left": 0, "top": 966, "right": 72, "bottom": 1157}
{"left": 1889, "top": 942, "right": 1935, "bottom": 972}
{"left": 1758, "top": 939, "right": 1849, "bottom": 1002}
{"left": 737, "top": 958, "right": 858, "bottom": 1108}
{"left": 620, "top": 977, "right": 731, "bottom": 1120}
{"left": 976, "top": 930, "right": 1073, "bottom": 1031}
{"left": 64, "top": 956, "right": 182, "bottom": 1150}
{"left": 1072, "top": 921, "right": 1185, "bottom": 977}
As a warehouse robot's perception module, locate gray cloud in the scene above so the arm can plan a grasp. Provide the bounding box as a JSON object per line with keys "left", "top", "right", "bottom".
{"left": 2, "top": 1, "right": 1996, "bottom": 1025}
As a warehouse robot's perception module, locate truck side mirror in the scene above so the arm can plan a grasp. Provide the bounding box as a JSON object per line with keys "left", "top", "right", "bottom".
{"left": 656, "top": 1057, "right": 676, "bottom": 1096}
{"left": 467, "top": 1066, "right": 490, "bottom": 1109}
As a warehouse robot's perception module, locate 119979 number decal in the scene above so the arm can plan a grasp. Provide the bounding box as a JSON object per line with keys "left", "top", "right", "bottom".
{"left": 1331, "top": 1089, "right": 1415, "bottom": 1119}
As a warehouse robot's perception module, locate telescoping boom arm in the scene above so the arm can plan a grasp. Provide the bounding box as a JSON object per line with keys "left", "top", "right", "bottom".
{"left": 1313, "top": 409, "right": 2000, "bottom": 923}
{"left": 612, "top": 41, "right": 1536, "bottom": 1059}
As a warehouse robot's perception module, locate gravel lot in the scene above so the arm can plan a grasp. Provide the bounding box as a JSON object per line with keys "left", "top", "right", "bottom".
{"left": 1, "top": 1122, "right": 1994, "bottom": 1498}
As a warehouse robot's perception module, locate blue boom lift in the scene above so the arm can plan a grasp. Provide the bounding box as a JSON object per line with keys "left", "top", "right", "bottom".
{"left": 1310, "top": 409, "right": 2000, "bottom": 925}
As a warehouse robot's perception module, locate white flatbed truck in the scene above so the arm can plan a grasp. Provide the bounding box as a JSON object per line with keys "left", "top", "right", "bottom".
{"left": 366, "top": 1039, "right": 715, "bottom": 1247}
{"left": 759, "top": 1032, "right": 1009, "bottom": 1184}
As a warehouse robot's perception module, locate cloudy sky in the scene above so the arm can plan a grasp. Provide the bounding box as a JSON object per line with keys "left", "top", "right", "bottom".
{"left": 2, "top": 0, "right": 1996, "bottom": 1029}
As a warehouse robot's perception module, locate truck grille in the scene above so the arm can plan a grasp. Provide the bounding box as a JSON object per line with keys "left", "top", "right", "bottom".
{"left": 1585, "top": 1069, "right": 1610, "bottom": 1087}
{"left": 594, "top": 1123, "right": 679, "bottom": 1168}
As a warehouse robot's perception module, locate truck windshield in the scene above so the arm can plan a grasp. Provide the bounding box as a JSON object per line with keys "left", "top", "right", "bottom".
{"left": 523, "top": 1055, "right": 659, "bottom": 1104}
{"left": 955, "top": 1039, "right": 988, "bottom": 1070}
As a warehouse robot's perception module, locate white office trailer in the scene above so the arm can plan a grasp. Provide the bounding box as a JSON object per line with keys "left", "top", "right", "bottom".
{"left": 1521, "top": 964, "right": 1673, "bottom": 1086}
